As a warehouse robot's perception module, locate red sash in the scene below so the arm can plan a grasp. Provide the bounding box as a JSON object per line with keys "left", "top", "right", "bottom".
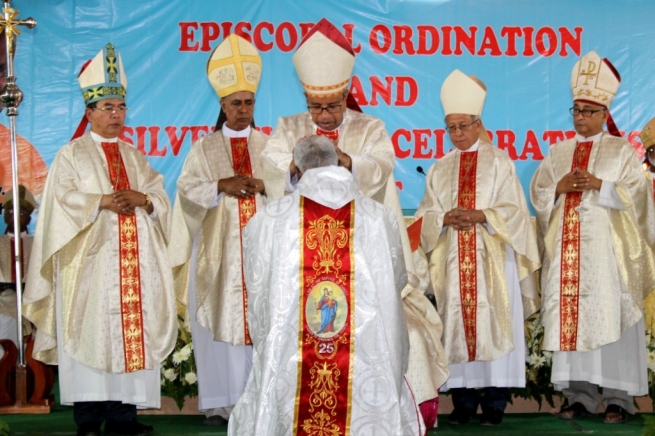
{"left": 457, "top": 151, "right": 478, "bottom": 362}
{"left": 294, "top": 197, "right": 355, "bottom": 436}
{"left": 559, "top": 141, "right": 593, "bottom": 351}
{"left": 101, "top": 142, "right": 146, "bottom": 372}
{"left": 316, "top": 127, "right": 339, "bottom": 143}
{"left": 230, "top": 137, "right": 256, "bottom": 345}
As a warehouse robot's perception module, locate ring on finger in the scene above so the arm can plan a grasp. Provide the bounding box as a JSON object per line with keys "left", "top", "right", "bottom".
{"left": 240, "top": 189, "right": 246, "bottom": 194}
{"left": 573, "top": 183, "right": 577, "bottom": 188}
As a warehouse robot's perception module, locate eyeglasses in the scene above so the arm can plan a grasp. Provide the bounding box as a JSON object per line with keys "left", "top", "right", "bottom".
{"left": 307, "top": 104, "right": 343, "bottom": 115}
{"left": 446, "top": 120, "right": 478, "bottom": 134}
{"left": 569, "top": 107, "right": 605, "bottom": 117}
{"left": 93, "top": 106, "right": 129, "bottom": 114}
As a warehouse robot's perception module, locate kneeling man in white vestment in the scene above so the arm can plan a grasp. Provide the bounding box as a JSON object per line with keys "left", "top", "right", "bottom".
{"left": 229, "top": 135, "right": 425, "bottom": 435}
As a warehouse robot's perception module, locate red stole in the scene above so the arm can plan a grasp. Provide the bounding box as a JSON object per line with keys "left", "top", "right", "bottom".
{"left": 559, "top": 141, "right": 594, "bottom": 351}
{"left": 457, "top": 151, "right": 478, "bottom": 362}
{"left": 230, "top": 137, "right": 256, "bottom": 345}
{"left": 294, "top": 197, "right": 355, "bottom": 436}
{"left": 101, "top": 142, "right": 146, "bottom": 372}
{"left": 316, "top": 127, "right": 339, "bottom": 143}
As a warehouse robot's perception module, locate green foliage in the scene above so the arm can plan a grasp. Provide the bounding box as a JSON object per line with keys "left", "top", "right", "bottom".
{"left": 0, "top": 420, "right": 9, "bottom": 436}
{"left": 160, "top": 315, "right": 198, "bottom": 410}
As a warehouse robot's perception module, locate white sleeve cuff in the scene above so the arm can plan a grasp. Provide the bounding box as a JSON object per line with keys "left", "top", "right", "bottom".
{"left": 598, "top": 181, "right": 625, "bottom": 210}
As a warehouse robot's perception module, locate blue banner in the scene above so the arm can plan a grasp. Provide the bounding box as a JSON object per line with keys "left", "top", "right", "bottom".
{"left": 3, "top": 0, "right": 654, "bottom": 224}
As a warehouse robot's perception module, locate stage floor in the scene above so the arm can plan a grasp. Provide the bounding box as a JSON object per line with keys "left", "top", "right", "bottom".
{"left": 1, "top": 410, "right": 654, "bottom": 435}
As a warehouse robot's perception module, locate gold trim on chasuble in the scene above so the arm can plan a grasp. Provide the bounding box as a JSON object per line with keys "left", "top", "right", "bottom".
{"left": 294, "top": 196, "right": 355, "bottom": 436}
{"left": 101, "top": 142, "right": 145, "bottom": 372}
{"left": 559, "top": 141, "right": 593, "bottom": 351}
{"left": 458, "top": 151, "right": 478, "bottom": 362}
{"left": 230, "top": 137, "right": 256, "bottom": 346}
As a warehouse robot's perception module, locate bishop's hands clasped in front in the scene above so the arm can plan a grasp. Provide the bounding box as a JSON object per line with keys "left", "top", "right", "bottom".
{"left": 100, "top": 189, "right": 153, "bottom": 215}
{"left": 555, "top": 168, "right": 601, "bottom": 196}
{"left": 443, "top": 207, "right": 486, "bottom": 231}
{"left": 218, "top": 175, "right": 265, "bottom": 198}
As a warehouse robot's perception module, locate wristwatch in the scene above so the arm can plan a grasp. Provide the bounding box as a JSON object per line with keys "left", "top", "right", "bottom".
{"left": 142, "top": 192, "right": 151, "bottom": 208}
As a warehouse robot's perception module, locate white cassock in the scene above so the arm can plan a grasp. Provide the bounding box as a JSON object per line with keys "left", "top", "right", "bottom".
{"left": 229, "top": 166, "right": 424, "bottom": 436}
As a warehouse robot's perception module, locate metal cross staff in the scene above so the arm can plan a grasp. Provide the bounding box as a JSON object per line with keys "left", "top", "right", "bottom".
{"left": 0, "top": 0, "right": 36, "bottom": 370}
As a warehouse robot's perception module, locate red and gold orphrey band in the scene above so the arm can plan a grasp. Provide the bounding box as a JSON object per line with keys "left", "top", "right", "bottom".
{"left": 294, "top": 197, "right": 355, "bottom": 436}
{"left": 230, "top": 137, "right": 256, "bottom": 345}
{"left": 457, "top": 151, "right": 478, "bottom": 362}
{"left": 559, "top": 141, "right": 593, "bottom": 351}
{"left": 101, "top": 142, "right": 145, "bottom": 372}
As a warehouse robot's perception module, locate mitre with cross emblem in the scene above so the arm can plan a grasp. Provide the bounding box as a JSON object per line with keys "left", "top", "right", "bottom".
{"left": 571, "top": 50, "right": 622, "bottom": 136}
{"left": 207, "top": 33, "right": 262, "bottom": 99}
{"left": 570, "top": 50, "right": 620, "bottom": 109}
{"left": 77, "top": 43, "right": 127, "bottom": 105}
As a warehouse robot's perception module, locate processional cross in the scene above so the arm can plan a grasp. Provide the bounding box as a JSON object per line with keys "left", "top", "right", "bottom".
{"left": 0, "top": 0, "right": 48, "bottom": 414}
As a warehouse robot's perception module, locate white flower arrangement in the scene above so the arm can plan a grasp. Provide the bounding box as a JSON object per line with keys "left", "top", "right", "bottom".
{"left": 161, "top": 314, "right": 199, "bottom": 409}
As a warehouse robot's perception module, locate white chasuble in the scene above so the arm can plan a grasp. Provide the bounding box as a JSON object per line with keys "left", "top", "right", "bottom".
{"left": 261, "top": 109, "right": 448, "bottom": 403}
{"left": 416, "top": 141, "right": 540, "bottom": 388}
{"left": 23, "top": 133, "right": 176, "bottom": 405}
{"left": 531, "top": 134, "right": 655, "bottom": 395}
{"left": 229, "top": 166, "right": 424, "bottom": 436}
{"left": 168, "top": 127, "right": 267, "bottom": 410}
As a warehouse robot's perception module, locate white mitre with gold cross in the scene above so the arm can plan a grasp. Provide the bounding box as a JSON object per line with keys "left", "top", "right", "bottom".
{"left": 570, "top": 50, "right": 620, "bottom": 109}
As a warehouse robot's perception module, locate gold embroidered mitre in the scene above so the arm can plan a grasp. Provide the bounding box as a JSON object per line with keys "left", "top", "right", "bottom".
{"left": 207, "top": 34, "right": 262, "bottom": 99}
{"left": 640, "top": 117, "right": 655, "bottom": 150}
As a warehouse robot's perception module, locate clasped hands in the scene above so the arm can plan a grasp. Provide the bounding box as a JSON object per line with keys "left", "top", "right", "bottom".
{"left": 218, "top": 176, "right": 265, "bottom": 198}
{"left": 444, "top": 207, "right": 486, "bottom": 231}
{"left": 555, "top": 168, "right": 601, "bottom": 196}
{"left": 100, "top": 190, "right": 149, "bottom": 215}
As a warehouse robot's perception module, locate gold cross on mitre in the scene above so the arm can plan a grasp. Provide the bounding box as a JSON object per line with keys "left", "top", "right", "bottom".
{"left": 579, "top": 60, "right": 597, "bottom": 86}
